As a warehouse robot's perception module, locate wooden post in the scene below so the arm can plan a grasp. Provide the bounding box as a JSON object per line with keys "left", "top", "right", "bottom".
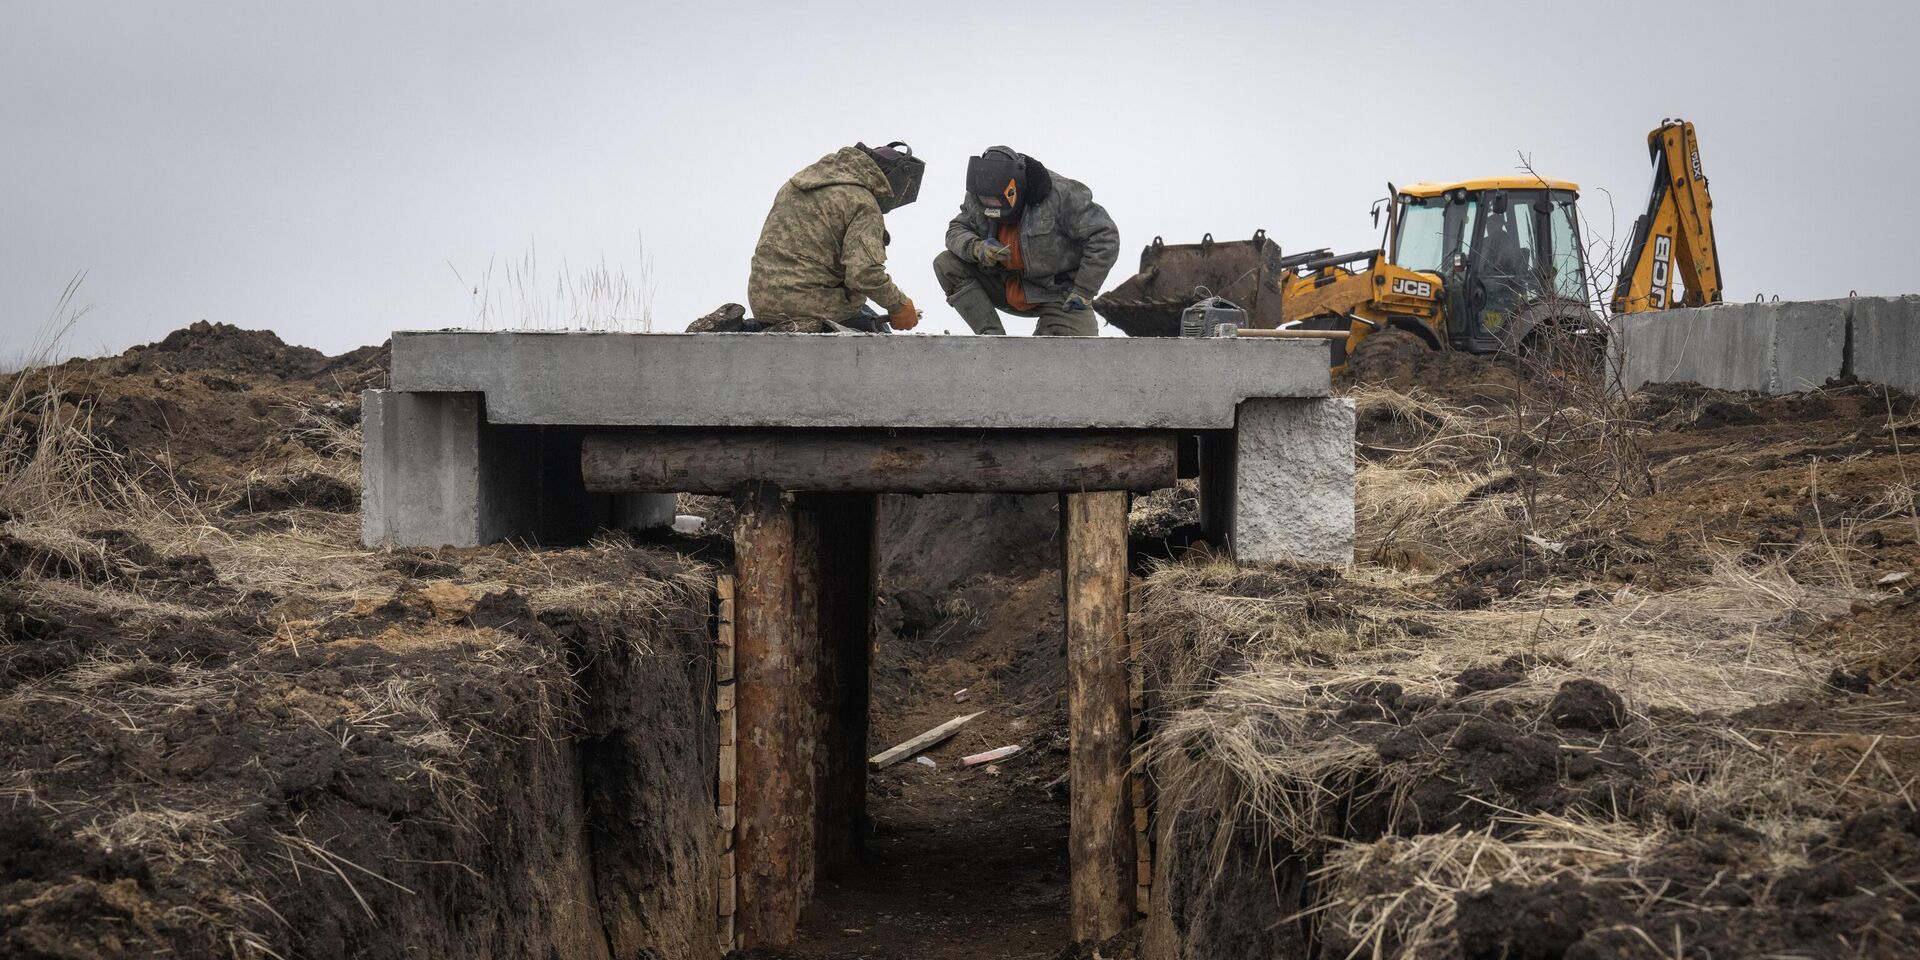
{"left": 715, "top": 575, "right": 739, "bottom": 953}
{"left": 790, "top": 508, "right": 823, "bottom": 908}
{"left": 1063, "top": 491, "right": 1137, "bottom": 940}
{"left": 733, "top": 481, "right": 801, "bottom": 948}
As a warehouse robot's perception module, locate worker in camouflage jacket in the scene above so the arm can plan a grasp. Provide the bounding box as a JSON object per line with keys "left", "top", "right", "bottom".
{"left": 936, "top": 146, "right": 1119, "bottom": 336}
{"left": 744, "top": 142, "right": 925, "bottom": 332}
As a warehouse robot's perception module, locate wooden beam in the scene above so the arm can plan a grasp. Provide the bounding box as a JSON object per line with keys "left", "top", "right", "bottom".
{"left": 732, "top": 481, "right": 800, "bottom": 948}
{"left": 581, "top": 431, "right": 1176, "bottom": 494}
{"left": 868, "top": 713, "right": 983, "bottom": 769}
{"left": 1063, "top": 490, "right": 1136, "bottom": 940}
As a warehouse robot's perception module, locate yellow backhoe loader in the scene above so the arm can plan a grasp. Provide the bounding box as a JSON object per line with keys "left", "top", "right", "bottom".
{"left": 1095, "top": 120, "right": 1721, "bottom": 369}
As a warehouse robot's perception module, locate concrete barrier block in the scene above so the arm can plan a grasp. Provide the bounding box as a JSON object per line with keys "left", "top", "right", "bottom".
{"left": 1614, "top": 300, "right": 1848, "bottom": 395}
{"left": 1768, "top": 299, "right": 1849, "bottom": 392}
{"left": 1852, "top": 295, "right": 1920, "bottom": 394}
{"left": 1227, "top": 398, "right": 1355, "bottom": 566}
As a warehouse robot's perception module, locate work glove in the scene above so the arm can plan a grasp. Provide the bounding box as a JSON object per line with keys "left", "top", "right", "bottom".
{"left": 888, "top": 298, "right": 921, "bottom": 331}
{"left": 971, "top": 237, "right": 1012, "bottom": 267}
{"left": 1063, "top": 292, "right": 1092, "bottom": 312}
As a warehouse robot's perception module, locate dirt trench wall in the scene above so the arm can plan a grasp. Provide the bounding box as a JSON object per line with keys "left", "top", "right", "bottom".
{"left": 1141, "top": 775, "right": 1312, "bottom": 960}
{"left": 256, "top": 600, "right": 721, "bottom": 960}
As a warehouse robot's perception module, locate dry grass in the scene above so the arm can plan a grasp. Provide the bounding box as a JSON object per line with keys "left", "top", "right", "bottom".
{"left": 1310, "top": 811, "right": 1663, "bottom": 959}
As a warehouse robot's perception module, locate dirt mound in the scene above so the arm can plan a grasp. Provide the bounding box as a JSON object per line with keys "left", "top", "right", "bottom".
{"left": 1340, "top": 328, "right": 1521, "bottom": 401}
{"left": 110, "top": 320, "right": 333, "bottom": 380}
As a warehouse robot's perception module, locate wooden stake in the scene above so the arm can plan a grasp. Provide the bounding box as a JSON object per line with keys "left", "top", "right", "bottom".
{"left": 1063, "top": 490, "right": 1136, "bottom": 940}
{"left": 732, "top": 481, "right": 800, "bottom": 948}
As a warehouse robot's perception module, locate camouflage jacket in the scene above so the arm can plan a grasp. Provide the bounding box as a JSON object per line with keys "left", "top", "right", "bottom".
{"left": 748, "top": 147, "right": 908, "bottom": 322}
{"left": 943, "top": 171, "right": 1119, "bottom": 304}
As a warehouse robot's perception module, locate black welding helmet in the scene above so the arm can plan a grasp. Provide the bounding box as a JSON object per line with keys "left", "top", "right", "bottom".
{"left": 966, "top": 146, "right": 1030, "bottom": 220}
{"left": 858, "top": 141, "right": 924, "bottom": 212}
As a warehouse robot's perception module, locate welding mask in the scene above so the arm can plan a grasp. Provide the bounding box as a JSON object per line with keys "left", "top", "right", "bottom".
{"left": 858, "top": 141, "right": 924, "bottom": 213}
{"left": 966, "top": 146, "right": 1027, "bottom": 221}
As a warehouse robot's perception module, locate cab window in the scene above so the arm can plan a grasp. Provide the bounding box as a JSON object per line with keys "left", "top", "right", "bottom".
{"left": 1392, "top": 198, "right": 1446, "bottom": 272}
{"left": 1549, "top": 199, "right": 1588, "bottom": 302}
{"left": 1392, "top": 195, "right": 1474, "bottom": 273}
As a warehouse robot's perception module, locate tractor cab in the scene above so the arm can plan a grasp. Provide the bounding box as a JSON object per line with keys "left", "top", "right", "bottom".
{"left": 1389, "top": 178, "right": 1595, "bottom": 353}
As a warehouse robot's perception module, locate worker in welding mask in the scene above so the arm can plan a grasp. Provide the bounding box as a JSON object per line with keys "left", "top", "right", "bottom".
{"left": 743, "top": 141, "right": 925, "bottom": 332}
{"left": 934, "top": 145, "right": 1119, "bottom": 337}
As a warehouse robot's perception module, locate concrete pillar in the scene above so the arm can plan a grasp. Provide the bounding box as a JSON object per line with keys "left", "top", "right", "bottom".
{"left": 361, "top": 390, "right": 515, "bottom": 548}
{"left": 360, "top": 389, "right": 676, "bottom": 549}
{"left": 1204, "top": 398, "right": 1354, "bottom": 566}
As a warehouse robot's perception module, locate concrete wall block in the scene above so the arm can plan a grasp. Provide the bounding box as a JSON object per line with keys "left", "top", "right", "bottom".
{"left": 1228, "top": 398, "right": 1355, "bottom": 566}
{"left": 361, "top": 389, "right": 489, "bottom": 547}
{"left": 1852, "top": 295, "right": 1920, "bottom": 394}
{"left": 1614, "top": 300, "right": 1849, "bottom": 395}
{"left": 1766, "top": 299, "right": 1849, "bottom": 393}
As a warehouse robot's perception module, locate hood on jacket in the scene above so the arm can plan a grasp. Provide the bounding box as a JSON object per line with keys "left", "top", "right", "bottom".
{"left": 790, "top": 146, "right": 893, "bottom": 206}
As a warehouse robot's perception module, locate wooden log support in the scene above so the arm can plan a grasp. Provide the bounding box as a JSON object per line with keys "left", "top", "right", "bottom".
{"left": 715, "top": 574, "right": 739, "bottom": 952}
{"left": 581, "top": 431, "right": 1177, "bottom": 495}
{"left": 732, "top": 482, "right": 802, "bottom": 948}
{"left": 1063, "top": 491, "right": 1137, "bottom": 940}
{"left": 790, "top": 509, "right": 823, "bottom": 908}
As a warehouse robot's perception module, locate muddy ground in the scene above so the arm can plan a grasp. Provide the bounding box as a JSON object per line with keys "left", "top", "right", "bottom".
{"left": 4, "top": 322, "right": 1918, "bottom": 959}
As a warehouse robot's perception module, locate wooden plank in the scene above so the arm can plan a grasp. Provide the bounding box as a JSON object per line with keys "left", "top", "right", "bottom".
{"left": 717, "top": 850, "right": 737, "bottom": 916}
{"left": 1064, "top": 490, "right": 1137, "bottom": 941}
{"left": 582, "top": 431, "right": 1177, "bottom": 494}
{"left": 960, "top": 745, "right": 1022, "bottom": 767}
{"left": 867, "top": 713, "right": 983, "bottom": 769}
{"left": 732, "top": 481, "right": 801, "bottom": 948}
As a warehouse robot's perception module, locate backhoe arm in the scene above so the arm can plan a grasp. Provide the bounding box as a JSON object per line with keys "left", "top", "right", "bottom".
{"left": 1611, "top": 120, "right": 1723, "bottom": 313}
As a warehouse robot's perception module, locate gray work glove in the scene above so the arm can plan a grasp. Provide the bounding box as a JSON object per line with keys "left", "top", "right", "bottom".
{"left": 972, "top": 237, "right": 1012, "bottom": 267}
{"left": 1063, "top": 292, "right": 1092, "bottom": 312}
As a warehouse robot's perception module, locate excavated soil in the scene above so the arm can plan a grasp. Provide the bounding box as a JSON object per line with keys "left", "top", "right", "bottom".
{"left": 3, "top": 324, "right": 719, "bottom": 959}
{"left": 1136, "top": 342, "right": 1920, "bottom": 958}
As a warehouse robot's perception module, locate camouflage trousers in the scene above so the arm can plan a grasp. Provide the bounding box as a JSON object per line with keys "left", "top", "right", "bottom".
{"left": 931, "top": 251, "right": 1097, "bottom": 337}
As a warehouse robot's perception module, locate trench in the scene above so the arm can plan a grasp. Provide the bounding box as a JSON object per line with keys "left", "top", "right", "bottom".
{"left": 770, "top": 493, "right": 1079, "bottom": 960}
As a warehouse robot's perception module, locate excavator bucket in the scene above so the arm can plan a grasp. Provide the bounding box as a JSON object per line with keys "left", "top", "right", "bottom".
{"left": 1094, "top": 232, "right": 1301, "bottom": 337}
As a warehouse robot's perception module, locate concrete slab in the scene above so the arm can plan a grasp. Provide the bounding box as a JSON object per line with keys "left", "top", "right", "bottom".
{"left": 1220, "top": 398, "right": 1355, "bottom": 566}
{"left": 1613, "top": 300, "right": 1847, "bottom": 394}
{"left": 1852, "top": 296, "right": 1920, "bottom": 394}
{"left": 389, "top": 331, "right": 1330, "bottom": 429}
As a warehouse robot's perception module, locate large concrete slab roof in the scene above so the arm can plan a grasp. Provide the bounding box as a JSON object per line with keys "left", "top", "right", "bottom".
{"left": 389, "top": 331, "right": 1331, "bottom": 429}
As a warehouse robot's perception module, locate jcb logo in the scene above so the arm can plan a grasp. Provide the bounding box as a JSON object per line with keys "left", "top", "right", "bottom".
{"left": 1391, "top": 277, "right": 1433, "bottom": 299}
{"left": 1650, "top": 234, "right": 1672, "bottom": 309}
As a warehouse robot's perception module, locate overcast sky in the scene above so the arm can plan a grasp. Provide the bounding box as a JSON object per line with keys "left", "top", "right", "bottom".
{"left": 4, "top": 0, "right": 1916, "bottom": 359}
